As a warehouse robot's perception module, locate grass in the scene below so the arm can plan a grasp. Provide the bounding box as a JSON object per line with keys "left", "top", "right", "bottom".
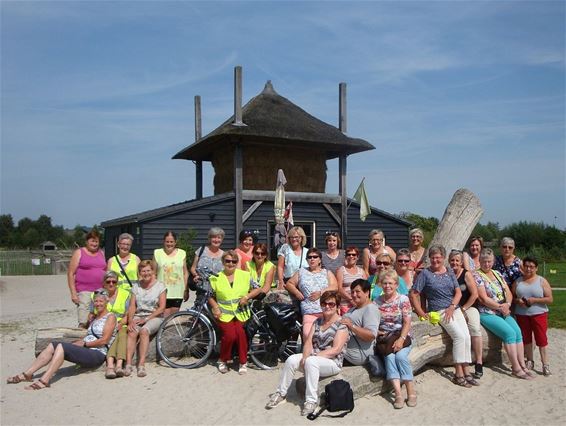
{"left": 540, "top": 262, "right": 566, "bottom": 287}
{"left": 548, "top": 290, "right": 566, "bottom": 329}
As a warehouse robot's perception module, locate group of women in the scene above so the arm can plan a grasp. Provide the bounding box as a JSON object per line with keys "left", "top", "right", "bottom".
{"left": 8, "top": 227, "right": 553, "bottom": 416}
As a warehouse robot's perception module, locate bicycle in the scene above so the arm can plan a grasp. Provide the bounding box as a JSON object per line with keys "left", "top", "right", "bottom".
{"left": 156, "top": 267, "right": 302, "bottom": 369}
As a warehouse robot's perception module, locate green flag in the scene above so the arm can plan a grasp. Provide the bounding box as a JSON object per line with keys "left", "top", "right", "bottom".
{"left": 353, "top": 178, "right": 370, "bottom": 222}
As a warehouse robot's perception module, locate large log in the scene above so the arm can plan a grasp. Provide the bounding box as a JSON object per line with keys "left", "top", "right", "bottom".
{"left": 296, "top": 315, "right": 505, "bottom": 401}
{"left": 428, "top": 188, "right": 483, "bottom": 253}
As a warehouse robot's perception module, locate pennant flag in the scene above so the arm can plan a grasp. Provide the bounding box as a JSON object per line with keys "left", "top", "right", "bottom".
{"left": 352, "top": 178, "right": 371, "bottom": 222}
{"left": 284, "top": 201, "right": 294, "bottom": 228}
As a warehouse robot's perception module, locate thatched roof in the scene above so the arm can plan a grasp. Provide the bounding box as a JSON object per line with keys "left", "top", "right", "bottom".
{"left": 173, "top": 81, "right": 375, "bottom": 161}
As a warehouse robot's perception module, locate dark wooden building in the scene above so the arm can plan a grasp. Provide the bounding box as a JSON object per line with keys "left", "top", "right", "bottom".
{"left": 102, "top": 67, "right": 410, "bottom": 259}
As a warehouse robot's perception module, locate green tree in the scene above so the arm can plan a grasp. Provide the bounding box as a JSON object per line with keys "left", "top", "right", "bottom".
{"left": 0, "top": 214, "right": 14, "bottom": 247}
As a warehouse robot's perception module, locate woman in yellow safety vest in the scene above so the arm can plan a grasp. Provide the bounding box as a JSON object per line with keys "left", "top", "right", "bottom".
{"left": 88, "top": 270, "right": 131, "bottom": 379}
{"left": 107, "top": 233, "right": 140, "bottom": 290}
{"left": 246, "top": 243, "right": 276, "bottom": 290}
{"left": 209, "top": 250, "right": 265, "bottom": 375}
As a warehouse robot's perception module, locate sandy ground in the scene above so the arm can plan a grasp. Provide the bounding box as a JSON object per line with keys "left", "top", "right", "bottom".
{"left": 1, "top": 275, "right": 565, "bottom": 426}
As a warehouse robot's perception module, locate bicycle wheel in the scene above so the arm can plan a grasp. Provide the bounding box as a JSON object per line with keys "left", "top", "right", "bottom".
{"left": 156, "top": 311, "right": 215, "bottom": 369}
{"left": 248, "top": 321, "right": 280, "bottom": 370}
{"left": 280, "top": 322, "right": 302, "bottom": 361}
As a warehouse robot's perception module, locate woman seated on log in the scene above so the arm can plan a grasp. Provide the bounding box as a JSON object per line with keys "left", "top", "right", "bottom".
{"left": 449, "top": 250, "right": 484, "bottom": 379}
{"left": 474, "top": 248, "right": 535, "bottom": 380}
{"left": 7, "top": 289, "right": 116, "bottom": 390}
{"left": 265, "top": 291, "right": 349, "bottom": 416}
{"left": 285, "top": 247, "right": 338, "bottom": 339}
{"left": 341, "top": 278, "right": 380, "bottom": 366}
{"left": 89, "top": 271, "right": 131, "bottom": 379}
{"left": 375, "top": 270, "right": 416, "bottom": 409}
{"left": 463, "top": 235, "right": 483, "bottom": 272}
{"left": 125, "top": 260, "right": 166, "bottom": 378}
{"left": 410, "top": 245, "right": 478, "bottom": 388}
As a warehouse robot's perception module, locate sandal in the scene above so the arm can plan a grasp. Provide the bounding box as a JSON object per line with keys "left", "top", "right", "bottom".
{"left": 452, "top": 376, "right": 472, "bottom": 388}
{"left": 6, "top": 372, "right": 32, "bottom": 384}
{"left": 123, "top": 365, "right": 133, "bottom": 377}
{"left": 105, "top": 368, "right": 117, "bottom": 379}
{"left": 407, "top": 394, "right": 417, "bottom": 408}
{"left": 393, "top": 395, "right": 405, "bottom": 409}
{"left": 464, "top": 375, "right": 480, "bottom": 386}
{"left": 473, "top": 363, "right": 483, "bottom": 379}
{"left": 25, "top": 379, "right": 50, "bottom": 390}
{"left": 137, "top": 366, "right": 147, "bottom": 378}
{"left": 115, "top": 367, "right": 124, "bottom": 378}
{"left": 512, "top": 370, "right": 533, "bottom": 380}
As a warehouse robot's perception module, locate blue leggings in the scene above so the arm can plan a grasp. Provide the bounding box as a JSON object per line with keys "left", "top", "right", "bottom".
{"left": 479, "top": 314, "right": 523, "bottom": 344}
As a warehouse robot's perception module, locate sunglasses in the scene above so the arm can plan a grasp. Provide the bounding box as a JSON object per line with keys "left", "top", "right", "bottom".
{"left": 254, "top": 252, "right": 266, "bottom": 256}
{"left": 224, "top": 259, "right": 238, "bottom": 264}
{"left": 105, "top": 279, "right": 118, "bottom": 284}
{"left": 501, "top": 245, "right": 514, "bottom": 249}
{"left": 376, "top": 261, "right": 391, "bottom": 266}
{"left": 321, "top": 302, "right": 337, "bottom": 308}
{"left": 94, "top": 289, "right": 109, "bottom": 296}
{"left": 307, "top": 255, "right": 320, "bottom": 260}
{"left": 346, "top": 253, "right": 358, "bottom": 257}
{"left": 397, "top": 259, "right": 410, "bottom": 264}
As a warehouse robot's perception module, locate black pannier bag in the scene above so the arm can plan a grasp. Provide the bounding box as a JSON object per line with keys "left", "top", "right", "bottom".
{"left": 264, "top": 303, "right": 298, "bottom": 341}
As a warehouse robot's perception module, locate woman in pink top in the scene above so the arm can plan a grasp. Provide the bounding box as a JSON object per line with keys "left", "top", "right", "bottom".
{"left": 234, "top": 230, "right": 256, "bottom": 270}
{"left": 67, "top": 229, "right": 106, "bottom": 328}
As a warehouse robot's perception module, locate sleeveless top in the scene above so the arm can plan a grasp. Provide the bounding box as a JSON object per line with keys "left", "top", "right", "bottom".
{"left": 311, "top": 318, "right": 348, "bottom": 368}
{"left": 338, "top": 265, "right": 365, "bottom": 307}
{"left": 298, "top": 268, "right": 330, "bottom": 315}
{"left": 473, "top": 270, "right": 507, "bottom": 315}
{"left": 83, "top": 313, "right": 115, "bottom": 355}
{"left": 456, "top": 269, "right": 471, "bottom": 307}
{"left": 154, "top": 248, "right": 186, "bottom": 299}
{"left": 132, "top": 281, "right": 166, "bottom": 318}
{"left": 278, "top": 244, "right": 308, "bottom": 279}
{"left": 235, "top": 248, "right": 253, "bottom": 269}
{"left": 75, "top": 248, "right": 106, "bottom": 293}
{"left": 246, "top": 260, "right": 275, "bottom": 287}
{"left": 196, "top": 246, "right": 224, "bottom": 275}
{"left": 109, "top": 254, "right": 139, "bottom": 289}
{"left": 321, "top": 250, "right": 345, "bottom": 275}
{"left": 514, "top": 276, "right": 548, "bottom": 316}
{"left": 493, "top": 255, "right": 522, "bottom": 286}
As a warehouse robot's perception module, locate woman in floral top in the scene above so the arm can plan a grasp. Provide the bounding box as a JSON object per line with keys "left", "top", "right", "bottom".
{"left": 493, "top": 237, "right": 522, "bottom": 286}
{"left": 376, "top": 270, "right": 416, "bottom": 409}
{"left": 475, "top": 248, "right": 534, "bottom": 380}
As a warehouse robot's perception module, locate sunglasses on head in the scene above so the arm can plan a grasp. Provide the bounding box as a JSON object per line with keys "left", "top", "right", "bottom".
{"left": 94, "top": 289, "right": 109, "bottom": 296}
{"left": 325, "top": 231, "right": 338, "bottom": 236}
{"left": 321, "top": 301, "right": 337, "bottom": 308}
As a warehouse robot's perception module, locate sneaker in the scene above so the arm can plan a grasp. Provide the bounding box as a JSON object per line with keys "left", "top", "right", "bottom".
{"left": 218, "top": 362, "right": 229, "bottom": 374}
{"left": 238, "top": 364, "right": 247, "bottom": 375}
{"left": 301, "top": 401, "right": 317, "bottom": 416}
{"left": 265, "top": 392, "right": 286, "bottom": 409}
{"left": 543, "top": 364, "right": 551, "bottom": 376}
{"left": 525, "top": 360, "right": 534, "bottom": 370}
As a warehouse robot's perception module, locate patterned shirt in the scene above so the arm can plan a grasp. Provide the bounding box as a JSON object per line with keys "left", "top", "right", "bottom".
{"left": 375, "top": 294, "right": 412, "bottom": 334}
{"left": 84, "top": 313, "right": 115, "bottom": 355}
{"left": 311, "top": 318, "right": 349, "bottom": 368}
{"left": 493, "top": 255, "right": 522, "bottom": 286}
{"left": 473, "top": 270, "right": 507, "bottom": 315}
{"left": 298, "top": 268, "right": 330, "bottom": 315}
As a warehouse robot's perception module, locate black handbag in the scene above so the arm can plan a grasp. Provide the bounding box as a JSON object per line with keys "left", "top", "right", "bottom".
{"left": 307, "top": 379, "right": 354, "bottom": 420}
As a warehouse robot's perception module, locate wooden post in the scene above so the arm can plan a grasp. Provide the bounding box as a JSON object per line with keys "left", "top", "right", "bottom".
{"left": 233, "top": 66, "right": 245, "bottom": 126}
{"left": 194, "top": 95, "right": 203, "bottom": 200}
{"left": 429, "top": 188, "right": 484, "bottom": 254}
{"left": 339, "top": 83, "right": 348, "bottom": 245}
{"left": 234, "top": 143, "right": 243, "bottom": 247}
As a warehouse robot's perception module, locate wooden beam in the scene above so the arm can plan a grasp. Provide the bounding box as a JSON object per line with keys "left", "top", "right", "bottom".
{"left": 242, "top": 190, "right": 341, "bottom": 204}
{"left": 339, "top": 83, "right": 347, "bottom": 133}
{"left": 339, "top": 155, "right": 348, "bottom": 245}
{"left": 234, "top": 143, "right": 243, "bottom": 246}
{"left": 242, "top": 201, "right": 263, "bottom": 223}
{"left": 322, "top": 203, "right": 341, "bottom": 226}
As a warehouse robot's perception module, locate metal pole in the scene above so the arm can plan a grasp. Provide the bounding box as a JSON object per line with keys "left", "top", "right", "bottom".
{"left": 194, "top": 95, "right": 203, "bottom": 199}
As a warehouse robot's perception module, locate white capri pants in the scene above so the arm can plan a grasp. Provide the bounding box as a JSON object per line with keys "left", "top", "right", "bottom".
{"left": 440, "top": 307, "right": 472, "bottom": 364}
{"left": 276, "top": 353, "right": 341, "bottom": 404}
{"left": 463, "top": 306, "right": 482, "bottom": 337}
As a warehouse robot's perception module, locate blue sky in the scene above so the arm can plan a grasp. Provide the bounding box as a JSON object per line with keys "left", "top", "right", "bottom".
{"left": 1, "top": 0, "right": 564, "bottom": 229}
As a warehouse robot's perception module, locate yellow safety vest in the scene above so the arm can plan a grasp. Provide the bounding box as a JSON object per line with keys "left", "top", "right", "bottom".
{"left": 92, "top": 287, "right": 131, "bottom": 322}
{"left": 246, "top": 260, "right": 275, "bottom": 287}
{"left": 109, "top": 255, "right": 139, "bottom": 290}
{"left": 210, "top": 269, "right": 252, "bottom": 322}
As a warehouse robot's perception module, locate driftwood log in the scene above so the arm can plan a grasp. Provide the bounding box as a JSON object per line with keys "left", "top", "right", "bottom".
{"left": 296, "top": 315, "right": 506, "bottom": 400}
{"left": 428, "top": 188, "right": 483, "bottom": 253}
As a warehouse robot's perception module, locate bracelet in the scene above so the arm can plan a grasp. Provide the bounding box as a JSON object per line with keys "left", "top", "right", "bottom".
{"left": 400, "top": 335, "right": 406, "bottom": 341}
